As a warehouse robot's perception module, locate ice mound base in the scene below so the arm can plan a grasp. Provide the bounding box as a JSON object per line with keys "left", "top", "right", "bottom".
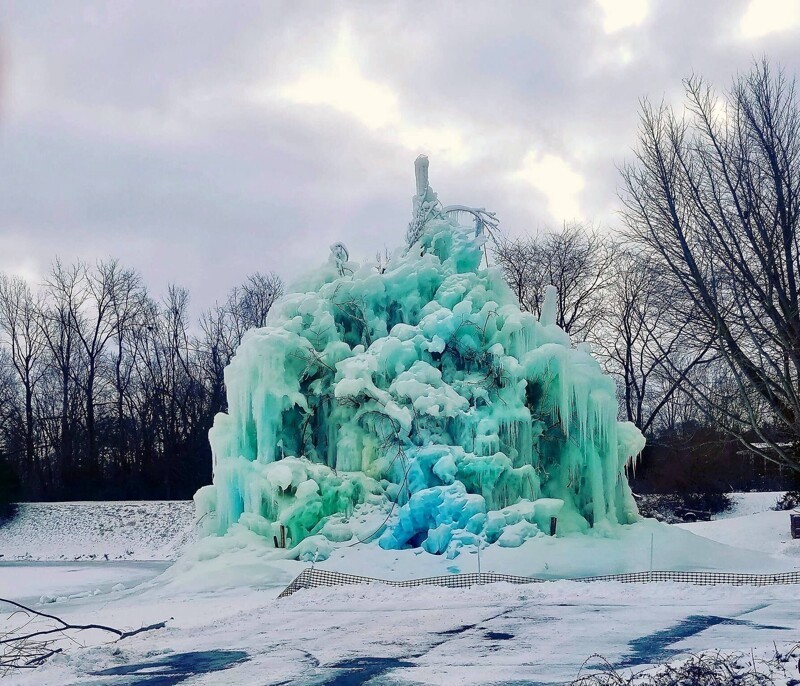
{"left": 196, "top": 160, "right": 644, "bottom": 561}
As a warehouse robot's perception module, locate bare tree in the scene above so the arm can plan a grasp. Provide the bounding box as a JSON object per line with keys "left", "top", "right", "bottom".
{"left": 107, "top": 269, "right": 148, "bottom": 473}
{"left": 0, "top": 349, "right": 20, "bottom": 449}
{"left": 238, "top": 272, "right": 283, "bottom": 330}
{"left": 596, "top": 249, "right": 716, "bottom": 434}
{"left": 621, "top": 59, "right": 800, "bottom": 471}
{"left": 493, "top": 222, "right": 613, "bottom": 340}
{"left": 0, "top": 257, "right": 284, "bottom": 501}
{"left": 137, "top": 284, "right": 209, "bottom": 497}
{"left": 493, "top": 235, "right": 538, "bottom": 313}
{"left": 543, "top": 223, "right": 614, "bottom": 338}
{"left": 68, "top": 260, "right": 140, "bottom": 477}
{"left": 0, "top": 276, "right": 47, "bottom": 486}
{"left": 42, "top": 261, "right": 83, "bottom": 492}
{"left": 0, "top": 597, "right": 165, "bottom": 673}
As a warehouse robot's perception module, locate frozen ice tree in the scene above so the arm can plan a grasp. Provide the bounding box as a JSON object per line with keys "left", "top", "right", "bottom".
{"left": 196, "top": 157, "right": 643, "bottom": 560}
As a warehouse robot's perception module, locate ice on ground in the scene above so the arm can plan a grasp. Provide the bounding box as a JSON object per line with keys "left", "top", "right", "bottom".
{"left": 198, "top": 157, "right": 644, "bottom": 559}
{"left": 0, "top": 561, "right": 171, "bottom": 607}
{"left": 5, "top": 563, "right": 799, "bottom": 686}
{"left": 2, "top": 498, "right": 798, "bottom": 685}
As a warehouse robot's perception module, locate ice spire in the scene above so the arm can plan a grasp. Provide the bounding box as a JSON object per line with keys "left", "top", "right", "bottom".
{"left": 415, "top": 154, "right": 429, "bottom": 197}
{"left": 406, "top": 155, "right": 442, "bottom": 247}
{"left": 540, "top": 284, "right": 558, "bottom": 326}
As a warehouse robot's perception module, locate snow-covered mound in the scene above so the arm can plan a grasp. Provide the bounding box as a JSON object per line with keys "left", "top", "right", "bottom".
{"left": 168, "top": 508, "right": 798, "bottom": 595}
{"left": 679, "top": 492, "right": 800, "bottom": 561}
{"left": 680, "top": 510, "right": 800, "bottom": 560}
{"left": 0, "top": 501, "right": 195, "bottom": 561}
{"left": 717, "top": 491, "right": 786, "bottom": 519}
{"left": 196, "top": 156, "right": 644, "bottom": 560}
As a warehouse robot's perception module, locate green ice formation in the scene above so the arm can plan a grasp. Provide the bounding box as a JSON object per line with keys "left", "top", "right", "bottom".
{"left": 195, "top": 156, "right": 644, "bottom": 559}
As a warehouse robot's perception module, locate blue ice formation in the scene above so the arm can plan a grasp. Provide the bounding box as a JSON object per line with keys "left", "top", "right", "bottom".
{"left": 195, "top": 156, "right": 644, "bottom": 559}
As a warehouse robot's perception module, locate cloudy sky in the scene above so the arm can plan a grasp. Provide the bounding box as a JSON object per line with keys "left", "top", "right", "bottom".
{"left": 2, "top": 0, "right": 800, "bottom": 311}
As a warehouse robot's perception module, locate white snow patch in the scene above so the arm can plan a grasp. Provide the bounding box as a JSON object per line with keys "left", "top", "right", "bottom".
{"left": 0, "top": 501, "right": 195, "bottom": 561}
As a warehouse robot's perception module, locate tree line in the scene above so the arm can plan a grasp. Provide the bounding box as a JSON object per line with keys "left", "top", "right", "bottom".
{"left": 1, "top": 59, "right": 798, "bottom": 502}
{"left": 0, "top": 262, "right": 282, "bottom": 501}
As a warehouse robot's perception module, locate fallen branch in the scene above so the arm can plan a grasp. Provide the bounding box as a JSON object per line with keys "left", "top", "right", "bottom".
{"left": 0, "top": 597, "right": 166, "bottom": 673}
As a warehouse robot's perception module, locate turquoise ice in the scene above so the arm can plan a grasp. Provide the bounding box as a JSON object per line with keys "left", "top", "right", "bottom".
{"left": 195, "top": 157, "right": 644, "bottom": 559}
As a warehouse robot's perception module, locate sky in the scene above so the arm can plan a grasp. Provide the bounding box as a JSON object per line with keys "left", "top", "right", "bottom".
{"left": 2, "top": 0, "right": 800, "bottom": 312}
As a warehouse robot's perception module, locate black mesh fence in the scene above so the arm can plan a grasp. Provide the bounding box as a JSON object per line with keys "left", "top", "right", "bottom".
{"left": 278, "top": 567, "right": 800, "bottom": 598}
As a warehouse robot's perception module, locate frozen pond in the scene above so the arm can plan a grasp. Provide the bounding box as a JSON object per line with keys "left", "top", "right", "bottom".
{"left": 3, "top": 561, "right": 799, "bottom": 685}
{"left": 0, "top": 560, "right": 172, "bottom": 606}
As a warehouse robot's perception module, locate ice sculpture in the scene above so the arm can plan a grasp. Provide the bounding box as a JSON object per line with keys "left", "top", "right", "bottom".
{"left": 195, "top": 156, "right": 644, "bottom": 559}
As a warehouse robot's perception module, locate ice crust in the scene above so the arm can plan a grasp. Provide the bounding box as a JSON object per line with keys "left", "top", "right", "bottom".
{"left": 196, "top": 165, "right": 644, "bottom": 559}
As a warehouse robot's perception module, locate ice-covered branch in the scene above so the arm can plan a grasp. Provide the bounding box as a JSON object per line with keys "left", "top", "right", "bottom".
{"left": 441, "top": 205, "right": 500, "bottom": 240}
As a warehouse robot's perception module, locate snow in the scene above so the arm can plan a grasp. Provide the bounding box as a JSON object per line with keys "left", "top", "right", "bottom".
{"left": 1, "top": 497, "right": 799, "bottom": 684}
{"left": 0, "top": 561, "right": 171, "bottom": 607}
{"left": 200, "top": 159, "right": 644, "bottom": 560}
{"left": 717, "top": 490, "right": 787, "bottom": 518}
{"left": 0, "top": 501, "right": 195, "bottom": 561}
{"left": 3, "top": 566, "right": 799, "bottom": 685}
{"left": 679, "top": 492, "right": 800, "bottom": 561}
{"left": 680, "top": 510, "right": 800, "bottom": 560}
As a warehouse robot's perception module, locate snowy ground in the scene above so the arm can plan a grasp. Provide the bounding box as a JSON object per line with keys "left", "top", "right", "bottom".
{"left": 678, "top": 511, "right": 800, "bottom": 561}
{"left": 1, "top": 495, "right": 798, "bottom": 685}
{"left": 717, "top": 491, "right": 788, "bottom": 518}
{"left": 0, "top": 501, "right": 195, "bottom": 561}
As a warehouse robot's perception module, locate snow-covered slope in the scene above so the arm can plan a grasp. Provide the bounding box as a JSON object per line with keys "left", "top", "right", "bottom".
{"left": 717, "top": 491, "right": 787, "bottom": 519}
{"left": 679, "top": 510, "right": 800, "bottom": 560}
{"left": 3, "top": 494, "right": 798, "bottom": 572}
{"left": 678, "top": 492, "right": 800, "bottom": 561}
{"left": 0, "top": 501, "right": 195, "bottom": 561}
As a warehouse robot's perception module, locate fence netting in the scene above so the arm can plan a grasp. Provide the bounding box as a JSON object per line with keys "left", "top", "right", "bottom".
{"left": 278, "top": 567, "right": 800, "bottom": 598}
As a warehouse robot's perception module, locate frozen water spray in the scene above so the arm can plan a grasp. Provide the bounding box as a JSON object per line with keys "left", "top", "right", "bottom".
{"left": 194, "top": 157, "right": 645, "bottom": 561}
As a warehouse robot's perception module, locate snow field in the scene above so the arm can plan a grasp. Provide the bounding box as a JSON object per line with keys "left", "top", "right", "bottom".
{"left": 4, "top": 570, "right": 799, "bottom": 685}
{"left": 1, "top": 494, "right": 798, "bottom": 684}
{"left": 0, "top": 501, "right": 195, "bottom": 561}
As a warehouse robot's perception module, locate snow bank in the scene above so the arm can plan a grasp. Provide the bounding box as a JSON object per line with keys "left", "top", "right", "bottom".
{"left": 717, "top": 491, "right": 786, "bottom": 519}
{"left": 0, "top": 501, "right": 195, "bottom": 561}
{"left": 679, "top": 509, "right": 800, "bottom": 561}
{"left": 672, "top": 491, "right": 799, "bottom": 563}
{"left": 159, "top": 503, "right": 798, "bottom": 599}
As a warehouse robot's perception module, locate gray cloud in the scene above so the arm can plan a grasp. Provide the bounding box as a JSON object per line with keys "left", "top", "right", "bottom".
{"left": 2, "top": 0, "right": 800, "bottom": 312}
